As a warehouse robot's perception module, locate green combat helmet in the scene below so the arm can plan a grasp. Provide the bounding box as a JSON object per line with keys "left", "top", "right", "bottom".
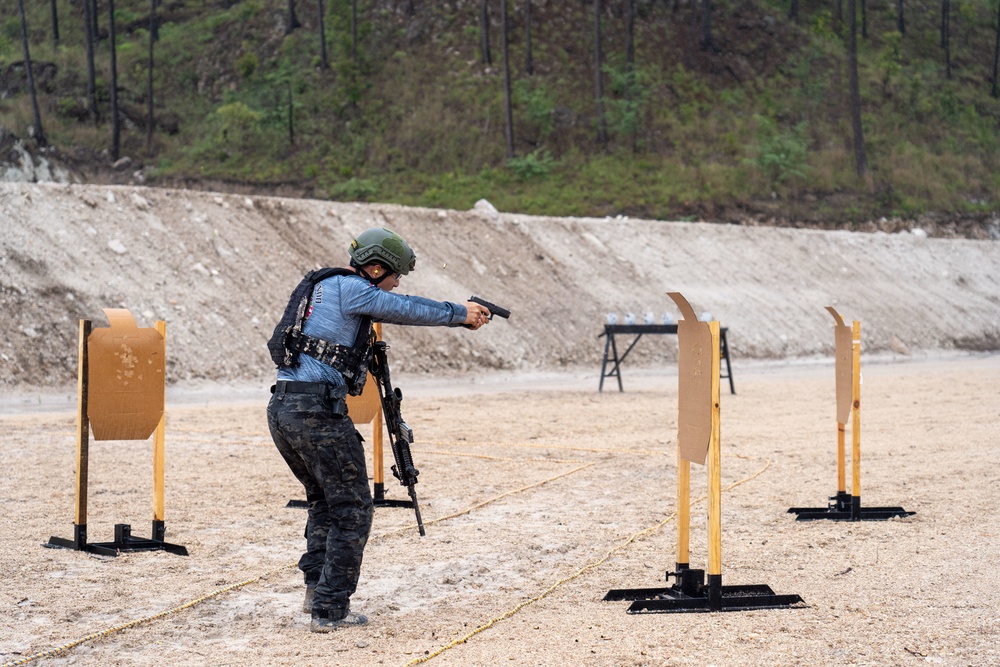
{"left": 349, "top": 227, "right": 417, "bottom": 275}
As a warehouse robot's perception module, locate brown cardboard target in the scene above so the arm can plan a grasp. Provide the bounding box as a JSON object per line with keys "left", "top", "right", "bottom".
{"left": 826, "top": 307, "right": 853, "bottom": 424}
{"left": 87, "top": 309, "right": 165, "bottom": 441}
{"left": 346, "top": 373, "right": 380, "bottom": 424}
{"left": 669, "top": 292, "right": 713, "bottom": 465}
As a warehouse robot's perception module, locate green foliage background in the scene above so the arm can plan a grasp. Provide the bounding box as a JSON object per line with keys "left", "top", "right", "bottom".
{"left": 2, "top": 0, "right": 999, "bottom": 223}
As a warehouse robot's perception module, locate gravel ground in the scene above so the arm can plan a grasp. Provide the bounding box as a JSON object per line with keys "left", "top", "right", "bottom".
{"left": 2, "top": 353, "right": 998, "bottom": 666}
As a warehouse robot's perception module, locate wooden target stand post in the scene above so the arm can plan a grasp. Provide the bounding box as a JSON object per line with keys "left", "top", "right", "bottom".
{"left": 285, "top": 324, "right": 415, "bottom": 512}
{"left": 44, "top": 309, "right": 188, "bottom": 556}
{"left": 605, "top": 293, "right": 803, "bottom": 613}
{"left": 788, "top": 307, "right": 914, "bottom": 522}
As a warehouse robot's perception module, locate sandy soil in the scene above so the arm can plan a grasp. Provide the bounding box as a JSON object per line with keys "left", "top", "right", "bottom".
{"left": 1, "top": 352, "right": 998, "bottom": 667}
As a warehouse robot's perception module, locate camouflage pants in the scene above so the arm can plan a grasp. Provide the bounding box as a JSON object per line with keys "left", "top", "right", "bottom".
{"left": 267, "top": 385, "right": 374, "bottom": 615}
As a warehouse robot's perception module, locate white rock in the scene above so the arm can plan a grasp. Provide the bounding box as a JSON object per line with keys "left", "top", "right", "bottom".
{"left": 473, "top": 199, "right": 498, "bottom": 214}
{"left": 107, "top": 239, "right": 127, "bottom": 254}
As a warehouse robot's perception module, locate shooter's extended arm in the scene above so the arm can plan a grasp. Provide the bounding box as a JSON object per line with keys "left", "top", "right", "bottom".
{"left": 369, "top": 340, "right": 425, "bottom": 537}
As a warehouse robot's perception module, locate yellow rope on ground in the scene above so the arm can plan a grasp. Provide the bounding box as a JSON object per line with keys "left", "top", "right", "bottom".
{"left": 372, "top": 462, "right": 597, "bottom": 539}
{"left": 0, "top": 561, "right": 296, "bottom": 667}
{"left": 4, "top": 462, "right": 600, "bottom": 666}
{"left": 402, "top": 455, "right": 772, "bottom": 667}
{"left": 428, "top": 440, "right": 667, "bottom": 457}
{"left": 419, "top": 450, "right": 588, "bottom": 465}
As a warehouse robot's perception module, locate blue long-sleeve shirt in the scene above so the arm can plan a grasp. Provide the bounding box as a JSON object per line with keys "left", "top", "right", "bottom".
{"left": 277, "top": 273, "right": 468, "bottom": 386}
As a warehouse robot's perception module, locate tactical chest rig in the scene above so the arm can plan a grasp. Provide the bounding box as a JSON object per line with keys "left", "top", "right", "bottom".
{"left": 267, "top": 268, "right": 374, "bottom": 395}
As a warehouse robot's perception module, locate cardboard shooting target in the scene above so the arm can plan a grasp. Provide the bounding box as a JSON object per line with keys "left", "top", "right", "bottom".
{"left": 86, "top": 309, "right": 165, "bottom": 440}
{"left": 826, "top": 307, "right": 853, "bottom": 424}
{"left": 669, "top": 292, "right": 713, "bottom": 465}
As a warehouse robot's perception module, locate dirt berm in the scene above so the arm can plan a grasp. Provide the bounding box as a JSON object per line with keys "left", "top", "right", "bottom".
{"left": 1, "top": 181, "right": 998, "bottom": 389}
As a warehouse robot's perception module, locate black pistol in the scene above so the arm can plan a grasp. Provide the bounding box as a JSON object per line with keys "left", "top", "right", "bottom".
{"left": 469, "top": 296, "right": 511, "bottom": 320}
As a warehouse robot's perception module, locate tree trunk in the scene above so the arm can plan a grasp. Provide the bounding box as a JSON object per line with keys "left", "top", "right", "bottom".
{"left": 524, "top": 0, "right": 534, "bottom": 75}
{"left": 50, "top": 0, "right": 60, "bottom": 47}
{"left": 82, "top": 0, "right": 97, "bottom": 122}
{"left": 288, "top": 82, "right": 295, "bottom": 145}
{"left": 625, "top": 0, "right": 635, "bottom": 67}
{"left": 847, "top": 0, "right": 868, "bottom": 179}
{"left": 146, "top": 0, "right": 155, "bottom": 154}
{"left": 789, "top": 0, "right": 798, "bottom": 21}
{"left": 861, "top": 0, "right": 867, "bottom": 39}
{"left": 992, "top": 0, "right": 1000, "bottom": 97}
{"left": 351, "top": 0, "right": 357, "bottom": 61}
{"left": 318, "top": 0, "right": 329, "bottom": 69}
{"left": 940, "top": 0, "right": 948, "bottom": 47}
{"left": 17, "top": 0, "right": 46, "bottom": 147}
{"left": 501, "top": 0, "right": 514, "bottom": 158}
{"left": 897, "top": 0, "right": 905, "bottom": 34}
{"left": 480, "top": 0, "right": 492, "bottom": 65}
{"left": 942, "top": 0, "right": 952, "bottom": 79}
{"left": 593, "top": 0, "right": 607, "bottom": 145}
{"left": 286, "top": 0, "right": 301, "bottom": 34}
{"left": 109, "top": 0, "right": 120, "bottom": 161}
{"left": 700, "top": 0, "right": 712, "bottom": 51}
{"left": 90, "top": 0, "right": 99, "bottom": 43}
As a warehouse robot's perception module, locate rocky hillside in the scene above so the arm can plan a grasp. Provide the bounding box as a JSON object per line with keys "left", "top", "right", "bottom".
{"left": 1, "top": 181, "right": 998, "bottom": 390}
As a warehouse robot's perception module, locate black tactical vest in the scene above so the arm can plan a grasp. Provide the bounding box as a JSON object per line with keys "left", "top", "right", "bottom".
{"left": 266, "top": 268, "right": 374, "bottom": 395}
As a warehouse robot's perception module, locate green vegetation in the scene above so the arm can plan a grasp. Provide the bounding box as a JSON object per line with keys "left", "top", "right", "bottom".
{"left": 1, "top": 0, "right": 999, "bottom": 223}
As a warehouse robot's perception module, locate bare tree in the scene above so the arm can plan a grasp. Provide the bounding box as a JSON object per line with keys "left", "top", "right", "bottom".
{"left": 90, "top": 0, "right": 99, "bottom": 44}
{"left": 109, "top": 0, "right": 120, "bottom": 161}
{"left": 146, "top": 0, "right": 156, "bottom": 154}
{"left": 288, "top": 82, "right": 295, "bottom": 145}
{"left": 480, "top": 0, "right": 492, "bottom": 65}
{"left": 318, "top": 0, "right": 329, "bottom": 69}
{"left": 847, "top": 0, "right": 868, "bottom": 179}
{"left": 17, "top": 0, "right": 46, "bottom": 147}
{"left": 501, "top": 0, "right": 514, "bottom": 158}
{"left": 593, "top": 0, "right": 607, "bottom": 145}
{"left": 351, "top": 0, "right": 358, "bottom": 61}
{"left": 524, "top": 0, "right": 534, "bottom": 75}
{"left": 992, "top": 0, "right": 1000, "bottom": 97}
{"left": 941, "top": 0, "right": 952, "bottom": 79}
{"left": 625, "top": 0, "right": 635, "bottom": 67}
{"left": 50, "top": 0, "right": 60, "bottom": 47}
{"left": 286, "top": 0, "right": 301, "bottom": 34}
{"left": 700, "top": 0, "right": 713, "bottom": 51}
{"left": 897, "top": 0, "right": 905, "bottom": 34}
{"left": 83, "top": 0, "right": 98, "bottom": 122}
{"left": 789, "top": 0, "right": 798, "bottom": 21}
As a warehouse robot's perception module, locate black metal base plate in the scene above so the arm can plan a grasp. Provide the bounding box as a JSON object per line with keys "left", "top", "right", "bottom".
{"left": 285, "top": 499, "right": 308, "bottom": 508}
{"left": 43, "top": 523, "right": 188, "bottom": 556}
{"left": 85, "top": 538, "right": 189, "bottom": 557}
{"left": 606, "top": 584, "right": 804, "bottom": 613}
{"left": 373, "top": 498, "right": 414, "bottom": 508}
{"left": 788, "top": 506, "right": 915, "bottom": 521}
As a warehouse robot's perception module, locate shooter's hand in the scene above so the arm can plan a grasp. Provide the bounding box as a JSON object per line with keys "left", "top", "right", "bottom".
{"left": 462, "top": 301, "right": 491, "bottom": 330}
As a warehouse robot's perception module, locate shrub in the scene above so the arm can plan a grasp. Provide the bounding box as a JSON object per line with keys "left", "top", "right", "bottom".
{"left": 507, "top": 149, "right": 555, "bottom": 180}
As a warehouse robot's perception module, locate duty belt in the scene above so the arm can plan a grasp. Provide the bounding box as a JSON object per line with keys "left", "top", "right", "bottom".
{"left": 271, "top": 380, "right": 337, "bottom": 398}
